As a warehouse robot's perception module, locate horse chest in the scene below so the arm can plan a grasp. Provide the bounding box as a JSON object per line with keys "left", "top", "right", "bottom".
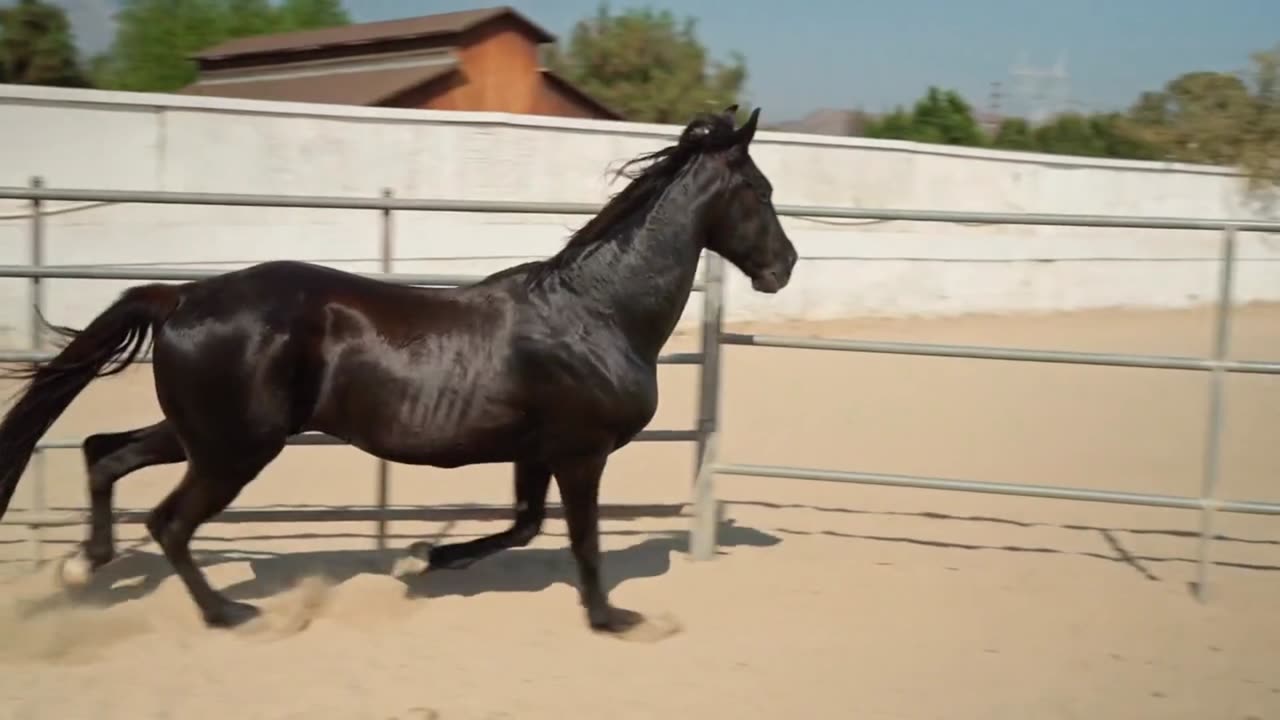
{"left": 522, "top": 344, "right": 658, "bottom": 436}
{"left": 597, "top": 367, "right": 659, "bottom": 432}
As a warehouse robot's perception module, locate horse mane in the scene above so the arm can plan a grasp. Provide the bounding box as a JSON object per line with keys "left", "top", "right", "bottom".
{"left": 527, "top": 110, "right": 742, "bottom": 280}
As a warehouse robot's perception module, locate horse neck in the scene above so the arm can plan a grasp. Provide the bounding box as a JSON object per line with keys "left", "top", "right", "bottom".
{"left": 554, "top": 163, "right": 716, "bottom": 359}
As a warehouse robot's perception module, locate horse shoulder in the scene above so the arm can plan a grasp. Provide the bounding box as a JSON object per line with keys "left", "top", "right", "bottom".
{"left": 512, "top": 311, "right": 658, "bottom": 432}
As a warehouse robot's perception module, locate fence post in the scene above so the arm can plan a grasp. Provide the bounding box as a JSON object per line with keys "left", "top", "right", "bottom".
{"left": 690, "top": 252, "right": 725, "bottom": 560}
{"left": 375, "top": 188, "right": 393, "bottom": 552}
{"left": 27, "top": 176, "right": 47, "bottom": 567}
{"left": 1194, "top": 226, "right": 1237, "bottom": 602}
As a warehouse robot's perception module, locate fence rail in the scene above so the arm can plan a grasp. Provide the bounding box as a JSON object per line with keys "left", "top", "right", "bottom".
{"left": 685, "top": 217, "right": 1280, "bottom": 607}
{"left": 713, "top": 463, "right": 1280, "bottom": 515}
{"left": 8, "top": 184, "right": 1280, "bottom": 232}
{"left": 2, "top": 181, "right": 1279, "bottom": 603}
{"left": 720, "top": 333, "right": 1280, "bottom": 374}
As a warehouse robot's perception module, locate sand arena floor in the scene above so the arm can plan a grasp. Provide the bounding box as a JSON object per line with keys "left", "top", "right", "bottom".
{"left": 0, "top": 304, "right": 1278, "bottom": 720}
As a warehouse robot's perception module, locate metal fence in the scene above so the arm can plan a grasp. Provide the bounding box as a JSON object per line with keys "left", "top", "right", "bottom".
{"left": 690, "top": 213, "right": 1280, "bottom": 604}
{"left": 3, "top": 179, "right": 1280, "bottom": 601}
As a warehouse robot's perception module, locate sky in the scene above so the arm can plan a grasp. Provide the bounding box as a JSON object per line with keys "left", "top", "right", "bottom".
{"left": 50, "top": 0, "right": 1280, "bottom": 121}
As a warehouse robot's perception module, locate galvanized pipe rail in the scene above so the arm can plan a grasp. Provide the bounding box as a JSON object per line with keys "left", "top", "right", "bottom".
{"left": 9, "top": 184, "right": 1280, "bottom": 232}
{"left": 5, "top": 182, "right": 1280, "bottom": 603}
{"left": 689, "top": 216, "right": 1280, "bottom": 606}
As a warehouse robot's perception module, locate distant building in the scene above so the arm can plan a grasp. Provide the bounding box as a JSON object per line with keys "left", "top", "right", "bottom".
{"left": 179, "top": 6, "right": 620, "bottom": 121}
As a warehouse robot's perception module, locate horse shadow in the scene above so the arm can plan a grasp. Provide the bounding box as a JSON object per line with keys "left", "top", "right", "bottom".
{"left": 26, "top": 517, "right": 781, "bottom": 617}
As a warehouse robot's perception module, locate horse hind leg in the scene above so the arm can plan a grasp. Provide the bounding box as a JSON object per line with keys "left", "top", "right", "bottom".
{"left": 59, "top": 420, "right": 187, "bottom": 589}
{"left": 146, "top": 443, "right": 282, "bottom": 629}
{"left": 423, "top": 460, "right": 552, "bottom": 570}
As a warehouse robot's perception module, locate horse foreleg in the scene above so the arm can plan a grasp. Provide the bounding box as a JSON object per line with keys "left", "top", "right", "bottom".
{"left": 60, "top": 420, "right": 187, "bottom": 588}
{"left": 552, "top": 450, "right": 645, "bottom": 634}
{"left": 426, "top": 460, "right": 552, "bottom": 570}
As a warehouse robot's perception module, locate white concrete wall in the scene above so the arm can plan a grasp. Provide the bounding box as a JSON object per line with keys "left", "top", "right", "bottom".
{"left": 2, "top": 84, "right": 1278, "bottom": 348}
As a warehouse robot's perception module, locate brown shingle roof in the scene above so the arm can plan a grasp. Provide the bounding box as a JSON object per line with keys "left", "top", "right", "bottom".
{"left": 178, "top": 61, "right": 458, "bottom": 106}
{"left": 539, "top": 69, "right": 622, "bottom": 120}
{"left": 193, "top": 6, "right": 555, "bottom": 61}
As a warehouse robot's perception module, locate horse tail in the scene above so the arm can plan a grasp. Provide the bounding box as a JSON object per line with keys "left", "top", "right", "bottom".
{"left": 0, "top": 283, "right": 182, "bottom": 520}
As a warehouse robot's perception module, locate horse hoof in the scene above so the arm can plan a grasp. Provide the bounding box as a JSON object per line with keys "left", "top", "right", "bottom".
{"left": 426, "top": 546, "right": 476, "bottom": 571}
{"left": 391, "top": 553, "right": 430, "bottom": 578}
{"left": 589, "top": 607, "right": 683, "bottom": 642}
{"left": 57, "top": 552, "right": 95, "bottom": 590}
{"left": 205, "top": 601, "right": 261, "bottom": 629}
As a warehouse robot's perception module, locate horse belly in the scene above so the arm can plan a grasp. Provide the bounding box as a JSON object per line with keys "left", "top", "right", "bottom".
{"left": 356, "top": 415, "right": 531, "bottom": 468}
{"left": 309, "top": 358, "right": 528, "bottom": 467}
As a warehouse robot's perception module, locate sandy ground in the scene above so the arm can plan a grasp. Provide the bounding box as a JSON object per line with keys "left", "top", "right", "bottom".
{"left": 0, "top": 302, "right": 1278, "bottom": 720}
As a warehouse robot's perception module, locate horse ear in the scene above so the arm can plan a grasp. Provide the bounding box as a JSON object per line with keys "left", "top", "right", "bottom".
{"left": 735, "top": 107, "right": 761, "bottom": 146}
{"left": 721, "top": 104, "right": 740, "bottom": 119}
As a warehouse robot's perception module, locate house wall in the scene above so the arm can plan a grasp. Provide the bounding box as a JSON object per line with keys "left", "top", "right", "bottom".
{"left": 420, "top": 17, "right": 542, "bottom": 114}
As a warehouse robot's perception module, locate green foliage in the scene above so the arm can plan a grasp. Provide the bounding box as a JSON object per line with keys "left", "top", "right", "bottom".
{"left": 865, "top": 86, "right": 984, "bottom": 146}
{"left": 0, "top": 0, "right": 90, "bottom": 86}
{"left": 1237, "top": 45, "right": 1280, "bottom": 189}
{"left": 223, "top": 0, "right": 277, "bottom": 37}
{"left": 991, "top": 117, "right": 1035, "bottom": 151}
{"left": 1124, "top": 70, "right": 1255, "bottom": 164}
{"left": 93, "top": 0, "right": 227, "bottom": 91}
{"left": 274, "top": 0, "right": 348, "bottom": 32}
{"left": 543, "top": 3, "right": 747, "bottom": 123}
{"left": 1032, "top": 112, "right": 1109, "bottom": 156}
{"left": 863, "top": 108, "right": 912, "bottom": 140}
{"left": 92, "top": 0, "right": 351, "bottom": 92}
{"left": 1087, "top": 112, "right": 1165, "bottom": 161}
{"left": 1116, "top": 50, "right": 1280, "bottom": 188}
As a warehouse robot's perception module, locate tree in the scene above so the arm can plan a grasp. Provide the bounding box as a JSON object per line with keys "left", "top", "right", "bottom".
{"left": 1124, "top": 70, "right": 1255, "bottom": 165}
{"left": 1087, "top": 112, "right": 1164, "bottom": 161}
{"left": 92, "top": 0, "right": 228, "bottom": 91}
{"left": 1238, "top": 44, "right": 1280, "bottom": 190}
{"left": 0, "top": 0, "right": 90, "bottom": 87}
{"left": 990, "top": 117, "right": 1036, "bottom": 151}
{"left": 864, "top": 86, "right": 985, "bottom": 146}
{"left": 222, "top": 0, "right": 278, "bottom": 37}
{"left": 864, "top": 108, "right": 914, "bottom": 140}
{"left": 544, "top": 3, "right": 748, "bottom": 123}
{"left": 93, "top": 0, "right": 352, "bottom": 92}
{"left": 1032, "top": 112, "right": 1108, "bottom": 157}
{"left": 274, "top": 0, "right": 348, "bottom": 31}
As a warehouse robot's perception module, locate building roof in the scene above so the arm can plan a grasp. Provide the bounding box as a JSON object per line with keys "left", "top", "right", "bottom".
{"left": 179, "top": 61, "right": 458, "bottom": 106}
{"left": 539, "top": 69, "right": 621, "bottom": 120}
{"left": 192, "top": 6, "right": 555, "bottom": 62}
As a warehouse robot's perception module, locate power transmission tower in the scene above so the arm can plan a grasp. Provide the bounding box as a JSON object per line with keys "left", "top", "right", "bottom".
{"left": 1009, "top": 52, "right": 1071, "bottom": 124}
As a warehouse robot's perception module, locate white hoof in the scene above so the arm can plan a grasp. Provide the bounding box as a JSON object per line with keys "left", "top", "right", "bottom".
{"left": 58, "top": 552, "right": 94, "bottom": 589}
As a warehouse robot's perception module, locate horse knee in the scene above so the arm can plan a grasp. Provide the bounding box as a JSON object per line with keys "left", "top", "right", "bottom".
{"left": 145, "top": 506, "right": 173, "bottom": 546}
{"left": 510, "top": 514, "right": 545, "bottom": 547}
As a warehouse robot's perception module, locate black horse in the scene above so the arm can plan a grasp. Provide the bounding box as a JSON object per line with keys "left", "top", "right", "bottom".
{"left": 0, "top": 106, "right": 796, "bottom": 636}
